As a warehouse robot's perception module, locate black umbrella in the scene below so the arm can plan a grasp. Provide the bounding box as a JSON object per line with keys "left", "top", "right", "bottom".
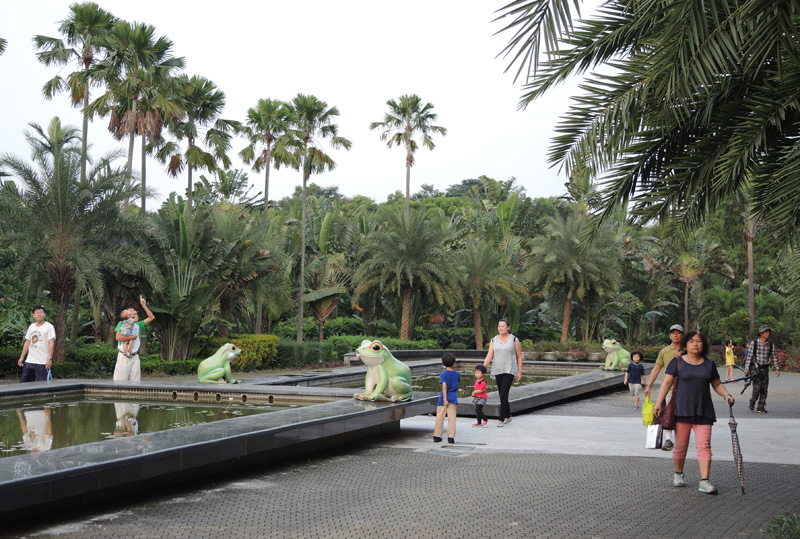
{"left": 728, "top": 402, "right": 745, "bottom": 494}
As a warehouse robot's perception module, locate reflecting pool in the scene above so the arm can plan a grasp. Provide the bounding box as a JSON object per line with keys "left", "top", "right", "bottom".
{"left": 0, "top": 399, "right": 279, "bottom": 457}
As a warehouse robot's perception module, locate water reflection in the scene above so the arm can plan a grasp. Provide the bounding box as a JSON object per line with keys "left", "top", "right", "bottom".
{"left": 113, "top": 403, "right": 139, "bottom": 437}
{"left": 16, "top": 407, "right": 53, "bottom": 453}
{"left": 0, "top": 399, "right": 274, "bottom": 457}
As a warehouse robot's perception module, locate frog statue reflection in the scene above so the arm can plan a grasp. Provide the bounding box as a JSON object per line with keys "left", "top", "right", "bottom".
{"left": 602, "top": 339, "right": 631, "bottom": 371}
{"left": 197, "top": 343, "right": 242, "bottom": 384}
{"left": 353, "top": 340, "right": 413, "bottom": 402}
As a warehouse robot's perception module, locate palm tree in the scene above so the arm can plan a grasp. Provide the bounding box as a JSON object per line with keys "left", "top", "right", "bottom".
{"left": 34, "top": 2, "right": 116, "bottom": 186}
{"left": 370, "top": 94, "right": 447, "bottom": 219}
{"left": 496, "top": 0, "right": 800, "bottom": 250}
{"left": 456, "top": 238, "right": 528, "bottom": 350}
{"left": 85, "top": 21, "right": 184, "bottom": 212}
{"left": 305, "top": 252, "right": 351, "bottom": 341}
{"left": 660, "top": 231, "right": 735, "bottom": 331}
{"left": 0, "top": 117, "right": 161, "bottom": 363}
{"left": 353, "top": 206, "right": 460, "bottom": 341}
{"left": 0, "top": 37, "right": 6, "bottom": 55}
{"left": 239, "top": 98, "right": 296, "bottom": 234}
{"left": 155, "top": 74, "right": 239, "bottom": 215}
{"left": 527, "top": 211, "right": 622, "bottom": 343}
{"left": 290, "top": 93, "right": 352, "bottom": 342}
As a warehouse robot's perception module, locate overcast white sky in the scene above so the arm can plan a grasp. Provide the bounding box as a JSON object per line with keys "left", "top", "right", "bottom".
{"left": 1, "top": 0, "right": 590, "bottom": 205}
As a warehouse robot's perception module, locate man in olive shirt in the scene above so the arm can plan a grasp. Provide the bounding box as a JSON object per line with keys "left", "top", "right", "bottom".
{"left": 645, "top": 323, "right": 684, "bottom": 451}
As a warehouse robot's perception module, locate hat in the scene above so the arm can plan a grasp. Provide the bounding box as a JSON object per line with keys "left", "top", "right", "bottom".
{"left": 669, "top": 324, "right": 684, "bottom": 333}
{"left": 758, "top": 324, "right": 771, "bottom": 335}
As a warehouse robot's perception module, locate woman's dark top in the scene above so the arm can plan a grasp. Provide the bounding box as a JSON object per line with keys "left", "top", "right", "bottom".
{"left": 665, "top": 356, "right": 720, "bottom": 425}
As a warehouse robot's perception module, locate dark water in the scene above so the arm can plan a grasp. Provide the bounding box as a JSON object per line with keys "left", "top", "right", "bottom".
{"left": 0, "top": 399, "right": 276, "bottom": 457}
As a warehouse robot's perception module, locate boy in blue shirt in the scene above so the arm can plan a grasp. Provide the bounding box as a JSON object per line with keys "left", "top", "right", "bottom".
{"left": 624, "top": 350, "right": 647, "bottom": 409}
{"left": 433, "top": 352, "right": 460, "bottom": 444}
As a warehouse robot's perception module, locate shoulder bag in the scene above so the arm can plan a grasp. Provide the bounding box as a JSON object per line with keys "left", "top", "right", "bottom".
{"left": 658, "top": 357, "right": 681, "bottom": 430}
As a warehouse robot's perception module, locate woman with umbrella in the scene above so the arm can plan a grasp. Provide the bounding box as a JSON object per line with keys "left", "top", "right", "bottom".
{"left": 654, "top": 330, "right": 736, "bottom": 494}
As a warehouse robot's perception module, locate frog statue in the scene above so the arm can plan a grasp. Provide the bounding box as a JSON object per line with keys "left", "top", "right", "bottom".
{"left": 602, "top": 339, "right": 631, "bottom": 371}
{"left": 197, "top": 343, "right": 242, "bottom": 384}
{"left": 353, "top": 339, "right": 413, "bottom": 402}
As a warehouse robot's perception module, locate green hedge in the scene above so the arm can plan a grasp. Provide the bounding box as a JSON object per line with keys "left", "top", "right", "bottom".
{"left": 206, "top": 334, "right": 279, "bottom": 371}
{"left": 276, "top": 340, "right": 338, "bottom": 368}
{"left": 416, "top": 327, "right": 476, "bottom": 349}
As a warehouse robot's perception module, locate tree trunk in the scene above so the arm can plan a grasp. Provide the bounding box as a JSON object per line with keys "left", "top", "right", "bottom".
{"left": 264, "top": 149, "right": 271, "bottom": 235}
{"left": 141, "top": 136, "right": 147, "bottom": 213}
{"left": 560, "top": 290, "right": 573, "bottom": 343}
{"left": 319, "top": 318, "right": 325, "bottom": 342}
{"left": 747, "top": 230, "right": 755, "bottom": 334}
{"left": 404, "top": 143, "right": 412, "bottom": 221}
{"left": 81, "top": 86, "right": 90, "bottom": 185}
{"left": 473, "top": 302, "right": 483, "bottom": 351}
{"left": 400, "top": 286, "right": 412, "bottom": 341}
{"left": 255, "top": 301, "right": 263, "bottom": 334}
{"left": 124, "top": 95, "right": 138, "bottom": 214}
{"left": 70, "top": 285, "right": 80, "bottom": 348}
{"left": 684, "top": 281, "right": 690, "bottom": 331}
{"left": 297, "top": 167, "right": 308, "bottom": 343}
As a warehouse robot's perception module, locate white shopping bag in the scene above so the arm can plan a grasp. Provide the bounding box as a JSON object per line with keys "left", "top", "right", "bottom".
{"left": 645, "top": 423, "right": 662, "bottom": 449}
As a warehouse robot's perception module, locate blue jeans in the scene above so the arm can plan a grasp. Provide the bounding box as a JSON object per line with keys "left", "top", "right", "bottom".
{"left": 20, "top": 362, "right": 47, "bottom": 382}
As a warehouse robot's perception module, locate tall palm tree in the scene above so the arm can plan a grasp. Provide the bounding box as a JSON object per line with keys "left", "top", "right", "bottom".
{"left": 370, "top": 94, "right": 447, "bottom": 219}
{"left": 353, "top": 206, "right": 460, "bottom": 341}
{"left": 34, "top": 2, "right": 116, "bottom": 186}
{"left": 290, "top": 93, "right": 352, "bottom": 342}
{"left": 456, "top": 238, "right": 528, "bottom": 350}
{"left": 239, "top": 98, "right": 296, "bottom": 234}
{"left": 85, "top": 21, "right": 184, "bottom": 212}
{"left": 156, "top": 74, "right": 239, "bottom": 215}
{"left": 527, "top": 211, "right": 622, "bottom": 343}
{"left": 0, "top": 117, "right": 160, "bottom": 363}
{"left": 660, "top": 231, "right": 735, "bottom": 331}
{"left": 496, "top": 0, "right": 800, "bottom": 250}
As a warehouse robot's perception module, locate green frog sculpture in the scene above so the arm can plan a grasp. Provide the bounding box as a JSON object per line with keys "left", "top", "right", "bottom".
{"left": 602, "top": 338, "right": 631, "bottom": 371}
{"left": 198, "top": 343, "right": 242, "bottom": 384}
{"left": 353, "top": 339, "right": 413, "bottom": 402}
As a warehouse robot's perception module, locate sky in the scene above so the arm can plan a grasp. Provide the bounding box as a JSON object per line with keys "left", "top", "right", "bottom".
{"left": 0, "top": 0, "right": 588, "bottom": 206}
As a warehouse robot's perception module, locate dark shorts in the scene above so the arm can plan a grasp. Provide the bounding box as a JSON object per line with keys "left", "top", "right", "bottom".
{"left": 20, "top": 362, "right": 48, "bottom": 383}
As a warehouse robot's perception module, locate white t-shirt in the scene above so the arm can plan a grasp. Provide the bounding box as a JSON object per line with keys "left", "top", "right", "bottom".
{"left": 24, "top": 321, "right": 56, "bottom": 364}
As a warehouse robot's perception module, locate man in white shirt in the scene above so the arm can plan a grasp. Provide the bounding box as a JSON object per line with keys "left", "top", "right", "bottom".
{"left": 18, "top": 305, "right": 56, "bottom": 382}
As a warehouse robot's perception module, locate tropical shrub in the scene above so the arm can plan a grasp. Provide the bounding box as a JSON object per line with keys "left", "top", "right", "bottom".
{"left": 324, "top": 317, "right": 364, "bottom": 337}
{"left": 206, "top": 334, "right": 279, "bottom": 371}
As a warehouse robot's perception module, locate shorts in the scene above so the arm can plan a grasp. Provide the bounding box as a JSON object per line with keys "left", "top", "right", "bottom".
{"left": 472, "top": 396, "right": 487, "bottom": 405}
{"left": 628, "top": 383, "right": 642, "bottom": 397}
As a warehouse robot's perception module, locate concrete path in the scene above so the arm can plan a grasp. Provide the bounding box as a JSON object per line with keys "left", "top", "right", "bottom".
{"left": 5, "top": 372, "right": 799, "bottom": 538}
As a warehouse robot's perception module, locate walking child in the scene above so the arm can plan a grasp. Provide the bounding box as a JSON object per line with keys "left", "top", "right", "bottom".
{"left": 472, "top": 364, "right": 488, "bottom": 427}
{"left": 625, "top": 350, "right": 647, "bottom": 409}
{"left": 725, "top": 340, "right": 736, "bottom": 381}
{"left": 433, "top": 352, "right": 460, "bottom": 444}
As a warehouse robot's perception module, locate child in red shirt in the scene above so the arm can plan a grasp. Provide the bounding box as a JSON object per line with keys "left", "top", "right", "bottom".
{"left": 472, "top": 365, "right": 489, "bottom": 427}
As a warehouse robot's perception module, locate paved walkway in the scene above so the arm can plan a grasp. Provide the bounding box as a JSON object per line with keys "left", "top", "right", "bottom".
{"left": 5, "top": 373, "right": 800, "bottom": 538}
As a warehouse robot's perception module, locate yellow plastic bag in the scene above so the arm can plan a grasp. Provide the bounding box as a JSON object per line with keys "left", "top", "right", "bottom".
{"left": 642, "top": 396, "right": 655, "bottom": 426}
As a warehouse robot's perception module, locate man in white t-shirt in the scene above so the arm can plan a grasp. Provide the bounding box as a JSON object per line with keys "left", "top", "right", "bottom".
{"left": 18, "top": 305, "right": 56, "bottom": 383}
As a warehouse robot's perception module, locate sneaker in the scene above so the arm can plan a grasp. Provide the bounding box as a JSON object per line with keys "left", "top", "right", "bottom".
{"left": 472, "top": 422, "right": 481, "bottom": 427}
{"left": 433, "top": 436, "right": 442, "bottom": 443}
{"left": 447, "top": 437, "right": 455, "bottom": 444}
{"left": 497, "top": 421, "right": 504, "bottom": 427}
{"left": 757, "top": 406, "right": 767, "bottom": 413}
{"left": 504, "top": 417, "right": 512, "bottom": 424}
{"left": 673, "top": 472, "right": 685, "bottom": 487}
{"left": 482, "top": 421, "right": 488, "bottom": 427}
{"left": 749, "top": 402, "right": 755, "bottom": 411}
{"left": 698, "top": 479, "right": 718, "bottom": 494}
{"left": 662, "top": 439, "right": 674, "bottom": 451}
